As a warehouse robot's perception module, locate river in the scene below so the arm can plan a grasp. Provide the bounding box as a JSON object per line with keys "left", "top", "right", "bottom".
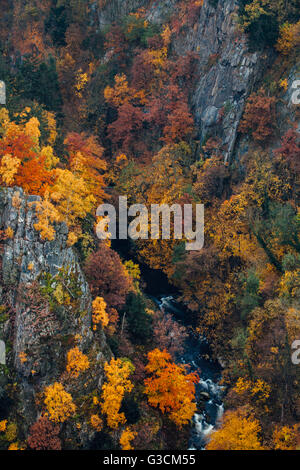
{"left": 152, "top": 295, "right": 224, "bottom": 450}
{"left": 112, "top": 241, "right": 224, "bottom": 449}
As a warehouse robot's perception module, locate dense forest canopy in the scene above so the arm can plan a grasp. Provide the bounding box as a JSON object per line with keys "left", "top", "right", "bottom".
{"left": 0, "top": 0, "right": 299, "bottom": 451}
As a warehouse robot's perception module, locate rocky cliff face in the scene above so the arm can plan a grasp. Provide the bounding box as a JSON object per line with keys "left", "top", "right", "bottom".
{"left": 97, "top": 0, "right": 272, "bottom": 162}
{"left": 150, "top": 0, "right": 272, "bottom": 162}
{"left": 96, "top": 0, "right": 149, "bottom": 29}
{"left": 0, "top": 188, "right": 111, "bottom": 444}
{"left": 181, "top": 0, "right": 272, "bottom": 162}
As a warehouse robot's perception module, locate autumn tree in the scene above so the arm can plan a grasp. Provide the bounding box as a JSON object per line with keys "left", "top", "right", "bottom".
{"left": 272, "top": 424, "right": 300, "bottom": 450}
{"left": 274, "top": 127, "right": 300, "bottom": 174}
{"left": 50, "top": 168, "right": 96, "bottom": 229}
{"left": 92, "top": 296, "right": 109, "bottom": 330}
{"left": 163, "top": 99, "right": 194, "bottom": 144}
{"left": 44, "top": 382, "right": 76, "bottom": 423}
{"left": 66, "top": 347, "right": 89, "bottom": 378}
{"left": 239, "top": 90, "right": 276, "bottom": 143}
{"left": 28, "top": 416, "right": 61, "bottom": 450}
{"left": 231, "top": 377, "right": 271, "bottom": 414}
{"left": 84, "top": 244, "right": 130, "bottom": 310}
{"left": 245, "top": 300, "right": 298, "bottom": 420}
{"left": 104, "top": 74, "right": 135, "bottom": 108}
{"left": 153, "top": 313, "right": 188, "bottom": 358}
{"left": 32, "top": 191, "right": 61, "bottom": 242}
{"left": 192, "top": 154, "right": 228, "bottom": 205}
{"left": 107, "top": 102, "right": 145, "bottom": 155}
{"left": 64, "top": 132, "right": 106, "bottom": 202}
{"left": 90, "top": 414, "right": 103, "bottom": 432}
{"left": 206, "top": 407, "right": 264, "bottom": 450}
{"left": 0, "top": 112, "right": 56, "bottom": 195}
{"left": 101, "top": 358, "right": 134, "bottom": 429}
{"left": 144, "top": 349, "right": 198, "bottom": 427}
{"left": 276, "top": 21, "right": 300, "bottom": 55}
{"left": 120, "top": 427, "right": 137, "bottom": 450}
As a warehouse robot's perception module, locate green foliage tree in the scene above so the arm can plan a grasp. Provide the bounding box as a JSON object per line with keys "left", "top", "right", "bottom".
{"left": 122, "top": 292, "right": 153, "bottom": 344}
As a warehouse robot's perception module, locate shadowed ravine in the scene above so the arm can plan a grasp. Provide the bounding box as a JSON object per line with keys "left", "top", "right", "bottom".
{"left": 113, "top": 241, "right": 224, "bottom": 448}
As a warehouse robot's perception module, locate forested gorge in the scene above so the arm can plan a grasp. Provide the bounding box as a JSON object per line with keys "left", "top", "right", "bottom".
{"left": 0, "top": 0, "right": 299, "bottom": 451}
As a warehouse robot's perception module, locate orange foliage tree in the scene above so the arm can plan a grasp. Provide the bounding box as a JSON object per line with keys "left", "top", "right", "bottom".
{"left": 144, "top": 349, "right": 199, "bottom": 427}
{"left": 0, "top": 113, "right": 55, "bottom": 195}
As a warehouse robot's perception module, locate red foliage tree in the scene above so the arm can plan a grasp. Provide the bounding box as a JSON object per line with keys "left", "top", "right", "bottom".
{"left": 239, "top": 90, "right": 276, "bottom": 143}
{"left": 163, "top": 100, "right": 194, "bottom": 143}
{"left": 274, "top": 127, "right": 300, "bottom": 174}
{"left": 131, "top": 50, "right": 156, "bottom": 91}
{"left": 104, "top": 25, "right": 129, "bottom": 67}
{"left": 84, "top": 243, "right": 130, "bottom": 309}
{"left": 107, "top": 102, "right": 145, "bottom": 155}
{"left": 27, "top": 416, "right": 61, "bottom": 450}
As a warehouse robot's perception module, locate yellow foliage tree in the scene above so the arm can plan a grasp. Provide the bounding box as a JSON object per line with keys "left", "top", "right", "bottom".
{"left": 25, "top": 117, "right": 41, "bottom": 144}
{"left": 33, "top": 169, "right": 97, "bottom": 241}
{"left": 90, "top": 414, "right": 103, "bottom": 432}
{"left": 44, "top": 111, "right": 57, "bottom": 145}
{"left": 50, "top": 169, "right": 96, "bottom": 227}
{"left": 276, "top": 21, "right": 300, "bottom": 55}
{"left": 233, "top": 377, "right": 271, "bottom": 406}
{"left": 44, "top": 382, "right": 76, "bottom": 423}
{"left": 272, "top": 424, "right": 300, "bottom": 450}
{"left": 101, "top": 358, "right": 134, "bottom": 429}
{"left": 66, "top": 347, "right": 90, "bottom": 378}
{"left": 32, "top": 192, "right": 61, "bottom": 241}
{"left": 0, "top": 420, "right": 7, "bottom": 432}
{"left": 0, "top": 154, "right": 21, "bottom": 185}
{"left": 104, "top": 74, "right": 132, "bottom": 107}
{"left": 92, "top": 297, "right": 109, "bottom": 330}
{"left": 120, "top": 427, "right": 137, "bottom": 450}
{"left": 206, "top": 408, "right": 264, "bottom": 450}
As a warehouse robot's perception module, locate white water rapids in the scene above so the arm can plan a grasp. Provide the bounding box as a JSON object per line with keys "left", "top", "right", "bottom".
{"left": 155, "top": 295, "right": 224, "bottom": 450}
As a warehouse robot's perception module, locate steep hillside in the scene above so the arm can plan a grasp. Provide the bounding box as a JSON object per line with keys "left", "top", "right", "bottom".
{"left": 0, "top": 0, "right": 299, "bottom": 451}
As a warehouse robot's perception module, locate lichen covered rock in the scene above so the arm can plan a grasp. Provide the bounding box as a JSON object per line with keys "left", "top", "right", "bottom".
{"left": 0, "top": 187, "right": 111, "bottom": 447}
